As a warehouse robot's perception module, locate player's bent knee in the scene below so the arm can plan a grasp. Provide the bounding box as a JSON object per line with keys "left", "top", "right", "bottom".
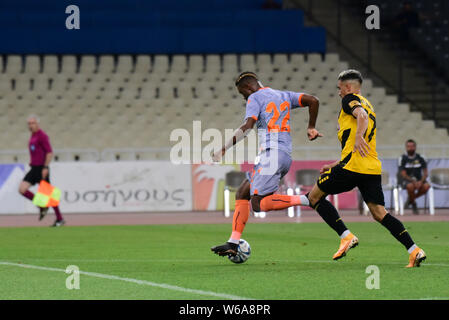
{"left": 250, "top": 196, "right": 262, "bottom": 212}
{"left": 235, "top": 182, "right": 251, "bottom": 200}
{"left": 308, "top": 196, "right": 320, "bottom": 208}
{"left": 367, "top": 203, "right": 387, "bottom": 222}
{"left": 307, "top": 186, "right": 326, "bottom": 208}
{"left": 235, "top": 188, "right": 250, "bottom": 200}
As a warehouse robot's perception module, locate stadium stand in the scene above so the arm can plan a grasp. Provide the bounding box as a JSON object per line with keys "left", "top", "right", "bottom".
{"left": 0, "top": 0, "right": 448, "bottom": 163}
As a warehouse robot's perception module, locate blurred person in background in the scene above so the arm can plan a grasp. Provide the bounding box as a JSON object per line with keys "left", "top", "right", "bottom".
{"left": 398, "top": 139, "right": 430, "bottom": 214}
{"left": 18, "top": 115, "right": 65, "bottom": 227}
{"left": 394, "top": 1, "right": 420, "bottom": 40}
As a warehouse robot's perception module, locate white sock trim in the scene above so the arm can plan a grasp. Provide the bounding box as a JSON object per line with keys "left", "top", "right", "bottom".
{"left": 300, "top": 195, "right": 310, "bottom": 206}
{"left": 340, "top": 230, "right": 351, "bottom": 239}
{"left": 407, "top": 244, "right": 417, "bottom": 254}
{"left": 228, "top": 238, "right": 239, "bottom": 244}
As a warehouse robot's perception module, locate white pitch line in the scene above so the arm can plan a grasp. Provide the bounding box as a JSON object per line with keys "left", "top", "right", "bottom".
{"left": 0, "top": 261, "right": 252, "bottom": 300}
{"left": 7, "top": 258, "right": 221, "bottom": 263}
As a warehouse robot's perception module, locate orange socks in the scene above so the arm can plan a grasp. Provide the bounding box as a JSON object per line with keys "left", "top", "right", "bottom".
{"left": 228, "top": 195, "right": 308, "bottom": 243}
{"left": 260, "top": 194, "right": 303, "bottom": 212}
{"left": 229, "top": 199, "right": 250, "bottom": 242}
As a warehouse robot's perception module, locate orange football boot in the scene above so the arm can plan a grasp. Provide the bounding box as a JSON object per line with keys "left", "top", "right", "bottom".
{"left": 333, "top": 233, "right": 359, "bottom": 260}
{"left": 405, "top": 247, "right": 426, "bottom": 268}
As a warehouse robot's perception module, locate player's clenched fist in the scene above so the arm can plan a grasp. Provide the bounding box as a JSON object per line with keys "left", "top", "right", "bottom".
{"left": 307, "top": 127, "right": 323, "bottom": 141}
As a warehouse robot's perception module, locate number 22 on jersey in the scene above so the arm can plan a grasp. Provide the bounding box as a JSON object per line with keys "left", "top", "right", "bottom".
{"left": 265, "top": 101, "right": 290, "bottom": 133}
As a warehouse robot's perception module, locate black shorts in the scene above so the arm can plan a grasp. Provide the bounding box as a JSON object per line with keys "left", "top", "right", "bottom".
{"left": 317, "top": 164, "right": 385, "bottom": 206}
{"left": 23, "top": 166, "right": 50, "bottom": 185}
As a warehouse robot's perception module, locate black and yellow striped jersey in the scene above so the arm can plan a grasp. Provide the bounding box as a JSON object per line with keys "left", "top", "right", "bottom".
{"left": 337, "top": 93, "right": 382, "bottom": 175}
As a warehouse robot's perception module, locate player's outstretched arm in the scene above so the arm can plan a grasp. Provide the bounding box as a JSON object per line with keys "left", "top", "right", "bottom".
{"left": 301, "top": 94, "right": 323, "bottom": 141}
{"left": 212, "top": 117, "right": 256, "bottom": 162}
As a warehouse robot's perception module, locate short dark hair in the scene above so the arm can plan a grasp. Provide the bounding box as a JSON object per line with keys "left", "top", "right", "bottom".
{"left": 235, "top": 71, "right": 258, "bottom": 86}
{"left": 406, "top": 139, "right": 416, "bottom": 145}
{"left": 337, "top": 69, "right": 363, "bottom": 84}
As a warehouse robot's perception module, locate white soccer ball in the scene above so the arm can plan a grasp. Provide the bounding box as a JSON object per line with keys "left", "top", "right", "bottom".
{"left": 228, "top": 239, "right": 251, "bottom": 264}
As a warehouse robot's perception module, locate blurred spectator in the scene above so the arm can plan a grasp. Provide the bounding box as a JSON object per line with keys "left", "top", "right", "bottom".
{"left": 262, "top": 0, "right": 282, "bottom": 10}
{"left": 398, "top": 139, "right": 430, "bottom": 214}
{"left": 394, "top": 1, "right": 421, "bottom": 40}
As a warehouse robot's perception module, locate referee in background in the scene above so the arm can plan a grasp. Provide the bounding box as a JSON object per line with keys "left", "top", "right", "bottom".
{"left": 18, "top": 115, "right": 65, "bottom": 227}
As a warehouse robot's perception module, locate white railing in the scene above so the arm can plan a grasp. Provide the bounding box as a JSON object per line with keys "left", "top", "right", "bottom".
{"left": 0, "top": 150, "right": 28, "bottom": 156}
{"left": 290, "top": 144, "right": 449, "bottom": 160}
{"left": 55, "top": 148, "right": 100, "bottom": 161}
{"left": 0, "top": 148, "right": 100, "bottom": 163}
{"left": 1, "top": 144, "right": 448, "bottom": 163}
{"left": 100, "top": 147, "right": 171, "bottom": 161}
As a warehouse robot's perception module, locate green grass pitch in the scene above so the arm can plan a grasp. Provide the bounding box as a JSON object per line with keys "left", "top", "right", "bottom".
{"left": 0, "top": 221, "right": 448, "bottom": 300}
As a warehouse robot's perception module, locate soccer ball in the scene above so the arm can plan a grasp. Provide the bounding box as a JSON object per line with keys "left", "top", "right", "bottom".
{"left": 228, "top": 239, "right": 251, "bottom": 264}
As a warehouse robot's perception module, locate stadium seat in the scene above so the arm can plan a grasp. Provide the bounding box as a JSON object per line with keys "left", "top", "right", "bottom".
{"left": 177, "top": 82, "right": 195, "bottom": 100}
{"left": 205, "top": 54, "right": 220, "bottom": 73}
{"left": 98, "top": 55, "right": 115, "bottom": 74}
{"left": 257, "top": 55, "right": 273, "bottom": 75}
{"left": 223, "top": 54, "right": 238, "bottom": 74}
{"left": 24, "top": 55, "right": 41, "bottom": 75}
{"left": 59, "top": 57, "right": 75, "bottom": 75}
{"left": 135, "top": 55, "right": 151, "bottom": 74}
{"left": 273, "top": 54, "right": 288, "bottom": 67}
{"left": 240, "top": 54, "right": 256, "bottom": 72}
{"left": 171, "top": 55, "right": 187, "bottom": 73}
{"left": 79, "top": 55, "right": 97, "bottom": 74}
{"left": 307, "top": 53, "right": 322, "bottom": 67}
{"left": 153, "top": 55, "right": 169, "bottom": 74}
{"left": 190, "top": 55, "right": 205, "bottom": 73}
{"left": 33, "top": 74, "right": 50, "bottom": 92}
{"left": 290, "top": 53, "right": 305, "bottom": 66}
{"left": 157, "top": 83, "right": 174, "bottom": 99}
{"left": 6, "top": 55, "right": 23, "bottom": 75}
{"left": 14, "top": 75, "right": 31, "bottom": 93}
{"left": 324, "top": 53, "right": 339, "bottom": 66}
{"left": 116, "top": 55, "right": 133, "bottom": 74}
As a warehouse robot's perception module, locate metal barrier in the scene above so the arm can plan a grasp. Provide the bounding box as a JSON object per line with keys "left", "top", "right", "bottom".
{"left": 1, "top": 145, "right": 448, "bottom": 164}
{"left": 0, "top": 149, "right": 101, "bottom": 163}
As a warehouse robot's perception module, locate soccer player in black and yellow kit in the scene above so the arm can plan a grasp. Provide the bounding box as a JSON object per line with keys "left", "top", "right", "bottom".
{"left": 306, "top": 70, "right": 426, "bottom": 268}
